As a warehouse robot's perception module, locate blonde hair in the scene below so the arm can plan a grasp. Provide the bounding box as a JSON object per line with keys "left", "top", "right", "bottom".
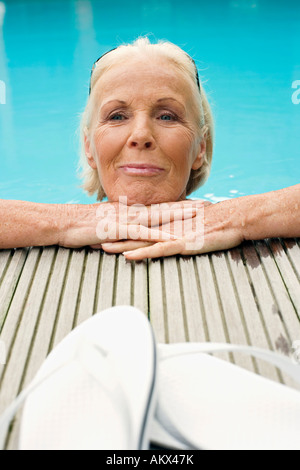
{"left": 79, "top": 37, "right": 214, "bottom": 201}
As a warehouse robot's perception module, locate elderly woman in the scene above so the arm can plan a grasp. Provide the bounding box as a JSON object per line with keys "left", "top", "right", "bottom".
{"left": 0, "top": 38, "right": 299, "bottom": 257}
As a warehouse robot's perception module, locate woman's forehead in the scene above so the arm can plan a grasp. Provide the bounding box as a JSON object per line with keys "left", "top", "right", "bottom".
{"left": 92, "top": 57, "right": 194, "bottom": 106}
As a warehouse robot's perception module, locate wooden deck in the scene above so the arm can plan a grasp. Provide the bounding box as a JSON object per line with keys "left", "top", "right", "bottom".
{"left": 1, "top": 238, "right": 300, "bottom": 449}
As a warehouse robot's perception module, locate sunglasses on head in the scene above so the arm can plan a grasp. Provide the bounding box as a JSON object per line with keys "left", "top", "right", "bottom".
{"left": 89, "top": 48, "right": 201, "bottom": 95}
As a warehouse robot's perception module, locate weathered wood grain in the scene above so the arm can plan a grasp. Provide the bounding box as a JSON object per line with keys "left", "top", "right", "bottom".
{"left": 0, "top": 238, "right": 299, "bottom": 449}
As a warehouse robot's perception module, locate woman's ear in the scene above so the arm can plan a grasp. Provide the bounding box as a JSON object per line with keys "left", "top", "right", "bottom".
{"left": 192, "top": 131, "right": 207, "bottom": 171}
{"left": 84, "top": 134, "right": 97, "bottom": 170}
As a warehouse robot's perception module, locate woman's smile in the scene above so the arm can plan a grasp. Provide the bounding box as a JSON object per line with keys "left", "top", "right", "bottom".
{"left": 118, "top": 163, "right": 165, "bottom": 177}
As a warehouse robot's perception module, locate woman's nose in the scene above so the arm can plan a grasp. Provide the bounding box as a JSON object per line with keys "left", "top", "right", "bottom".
{"left": 126, "top": 117, "right": 156, "bottom": 150}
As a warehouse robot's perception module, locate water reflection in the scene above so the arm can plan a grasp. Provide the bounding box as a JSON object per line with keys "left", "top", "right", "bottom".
{"left": 0, "top": 1, "right": 17, "bottom": 167}
{"left": 0, "top": 0, "right": 299, "bottom": 203}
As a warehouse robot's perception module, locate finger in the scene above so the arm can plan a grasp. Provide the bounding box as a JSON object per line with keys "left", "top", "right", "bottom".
{"left": 149, "top": 207, "right": 198, "bottom": 227}
{"left": 101, "top": 240, "right": 155, "bottom": 253}
{"left": 123, "top": 239, "right": 185, "bottom": 260}
{"left": 96, "top": 220, "right": 178, "bottom": 243}
{"left": 127, "top": 206, "right": 198, "bottom": 227}
{"left": 160, "top": 217, "right": 195, "bottom": 234}
{"left": 119, "top": 224, "right": 179, "bottom": 242}
{"left": 192, "top": 230, "right": 243, "bottom": 255}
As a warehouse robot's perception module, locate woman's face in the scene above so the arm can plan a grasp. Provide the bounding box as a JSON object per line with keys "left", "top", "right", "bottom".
{"left": 85, "top": 55, "right": 206, "bottom": 205}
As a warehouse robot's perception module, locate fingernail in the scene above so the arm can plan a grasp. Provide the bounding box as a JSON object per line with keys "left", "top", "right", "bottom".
{"left": 123, "top": 251, "right": 134, "bottom": 255}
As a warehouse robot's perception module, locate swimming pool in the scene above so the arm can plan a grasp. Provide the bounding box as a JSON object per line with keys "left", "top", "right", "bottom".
{"left": 0, "top": 0, "right": 299, "bottom": 204}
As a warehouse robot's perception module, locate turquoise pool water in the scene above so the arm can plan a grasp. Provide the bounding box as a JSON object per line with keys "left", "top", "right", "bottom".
{"left": 0, "top": 0, "right": 299, "bottom": 204}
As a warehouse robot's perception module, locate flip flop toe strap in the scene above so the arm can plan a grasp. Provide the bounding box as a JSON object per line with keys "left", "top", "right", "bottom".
{"left": 158, "top": 342, "right": 300, "bottom": 384}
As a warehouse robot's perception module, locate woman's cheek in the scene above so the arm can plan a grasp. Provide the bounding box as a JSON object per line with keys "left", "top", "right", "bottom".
{"left": 92, "top": 129, "right": 119, "bottom": 164}
{"left": 168, "top": 136, "right": 195, "bottom": 167}
{"left": 167, "top": 124, "right": 195, "bottom": 146}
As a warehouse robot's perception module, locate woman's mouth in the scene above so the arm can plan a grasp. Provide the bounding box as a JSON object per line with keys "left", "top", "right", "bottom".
{"left": 119, "top": 163, "right": 165, "bottom": 176}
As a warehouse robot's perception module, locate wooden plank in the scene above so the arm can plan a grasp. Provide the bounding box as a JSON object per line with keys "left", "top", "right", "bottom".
{"left": 0, "top": 249, "right": 28, "bottom": 330}
{"left": 21, "top": 248, "right": 70, "bottom": 384}
{"left": 241, "top": 242, "right": 293, "bottom": 383}
{"left": 75, "top": 249, "right": 101, "bottom": 326}
{"left": 0, "top": 248, "right": 55, "bottom": 419}
{"left": 178, "top": 257, "right": 207, "bottom": 342}
{"left": 195, "top": 254, "right": 231, "bottom": 363}
{"left": 0, "top": 248, "right": 40, "bottom": 386}
{"left": 268, "top": 239, "right": 300, "bottom": 315}
{"left": 282, "top": 239, "right": 300, "bottom": 279}
{"left": 0, "top": 250, "right": 12, "bottom": 282}
{"left": 254, "top": 241, "right": 300, "bottom": 388}
{"left": 6, "top": 247, "right": 71, "bottom": 450}
{"left": 96, "top": 253, "right": 116, "bottom": 311}
{"left": 51, "top": 250, "right": 85, "bottom": 348}
{"left": 6, "top": 420, "right": 19, "bottom": 450}
{"left": 255, "top": 241, "right": 300, "bottom": 340}
{"left": 148, "top": 259, "right": 166, "bottom": 343}
{"left": 163, "top": 257, "right": 186, "bottom": 343}
{"left": 132, "top": 259, "right": 148, "bottom": 315}
{"left": 227, "top": 247, "right": 280, "bottom": 382}
{"left": 1, "top": 240, "right": 300, "bottom": 450}
{"left": 211, "top": 251, "right": 254, "bottom": 373}
{"left": 114, "top": 255, "right": 132, "bottom": 306}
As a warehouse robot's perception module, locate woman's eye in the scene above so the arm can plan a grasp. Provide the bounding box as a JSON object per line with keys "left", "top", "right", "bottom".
{"left": 159, "top": 113, "right": 177, "bottom": 121}
{"left": 109, "top": 113, "right": 126, "bottom": 121}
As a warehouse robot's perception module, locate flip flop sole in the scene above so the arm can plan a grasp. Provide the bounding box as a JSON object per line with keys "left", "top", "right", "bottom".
{"left": 19, "top": 306, "right": 157, "bottom": 450}
{"left": 153, "top": 349, "right": 300, "bottom": 450}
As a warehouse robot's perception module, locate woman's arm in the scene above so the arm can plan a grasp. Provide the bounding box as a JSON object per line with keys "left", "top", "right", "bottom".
{"left": 240, "top": 184, "right": 300, "bottom": 240}
{"left": 0, "top": 199, "right": 193, "bottom": 250}
{"left": 0, "top": 200, "right": 63, "bottom": 249}
{"left": 0, "top": 200, "right": 116, "bottom": 249}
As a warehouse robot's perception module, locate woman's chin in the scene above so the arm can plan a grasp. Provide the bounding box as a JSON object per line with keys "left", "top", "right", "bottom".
{"left": 107, "top": 191, "right": 183, "bottom": 206}
{"left": 104, "top": 176, "right": 188, "bottom": 206}
{"left": 105, "top": 179, "right": 187, "bottom": 206}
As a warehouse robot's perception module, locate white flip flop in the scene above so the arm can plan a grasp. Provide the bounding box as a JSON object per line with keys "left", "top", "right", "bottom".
{"left": 0, "top": 306, "right": 157, "bottom": 450}
{"left": 151, "top": 342, "right": 300, "bottom": 451}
